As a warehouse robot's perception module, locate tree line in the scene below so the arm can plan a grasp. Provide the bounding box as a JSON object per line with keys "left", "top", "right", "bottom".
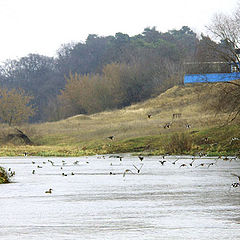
{"left": 0, "top": 24, "right": 235, "bottom": 125}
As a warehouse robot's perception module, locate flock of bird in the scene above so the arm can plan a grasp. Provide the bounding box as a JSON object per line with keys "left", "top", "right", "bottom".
{"left": 6, "top": 153, "right": 240, "bottom": 194}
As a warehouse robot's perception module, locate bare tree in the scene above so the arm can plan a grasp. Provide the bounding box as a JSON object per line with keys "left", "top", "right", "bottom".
{"left": 207, "top": 5, "right": 240, "bottom": 71}
{"left": 205, "top": 5, "right": 240, "bottom": 122}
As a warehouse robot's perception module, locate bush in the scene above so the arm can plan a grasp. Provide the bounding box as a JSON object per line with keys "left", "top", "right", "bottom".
{"left": 164, "top": 133, "right": 192, "bottom": 154}
{"left": 0, "top": 167, "right": 10, "bottom": 184}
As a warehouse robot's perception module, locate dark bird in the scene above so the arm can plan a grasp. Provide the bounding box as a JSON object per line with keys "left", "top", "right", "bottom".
{"left": 231, "top": 173, "right": 240, "bottom": 182}
{"left": 116, "top": 156, "right": 123, "bottom": 161}
{"left": 195, "top": 163, "right": 205, "bottom": 168}
{"left": 9, "top": 171, "right": 15, "bottom": 177}
{"left": 133, "top": 164, "right": 143, "bottom": 173}
{"left": 107, "top": 136, "right": 115, "bottom": 140}
{"left": 179, "top": 164, "right": 188, "bottom": 168}
{"left": 37, "top": 165, "right": 42, "bottom": 168}
{"left": 223, "top": 156, "right": 232, "bottom": 161}
{"left": 123, "top": 169, "right": 135, "bottom": 178}
{"left": 147, "top": 114, "right": 152, "bottom": 119}
{"left": 203, "top": 137, "right": 209, "bottom": 143}
{"left": 62, "top": 173, "right": 67, "bottom": 176}
{"left": 24, "top": 152, "right": 28, "bottom": 157}
{"left": 32, "top": 161, "right": 35, "bottom": 164}
{"left": 71, "top": 172, "right": 74, "bottom": 175}
{"left": 73, "top": 160, "right": 79, "bottom": 165}
{"left": 109, "top": 171, "right": 116, "bottom": 175}
{"left": 45, "top": 188, "right": 53, "bottom": 194}
{"left": 159, "top": 160, "right": 166, "bottom": 166}
{"left": 231, "top": 182, "right": 240, "bottom": 188}
{"left": 171, "top": 159, "right": 179, "bottom": 165}
{"left": 138, "top": 156, "right": 144, "bottom": 161}
{"left": 207, "top": 162, "right": 216, "bottom": 168}
{"left": 198, "top": 151, "right": 206, "bottom": 157}
{"left": 8, "top": 168, "right": 11, "bottom": 171}
{"left": 163, "top": 123, "right": 171, "bottom": 129}
{"left": 48, "top": 160, "right": 54, "bottom": 166}
{"left": 189, "top": 158, "right": 195, "bottom": 166}
{"left": 185, "top": 124, "right": 191, "bottom": 129}
{"left": 32, "top": 170, "right": 35, "bottom": 174}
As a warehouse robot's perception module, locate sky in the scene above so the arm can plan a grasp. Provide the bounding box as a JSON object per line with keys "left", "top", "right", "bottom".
{"left": 0, "top": 0, "right": 239, "bottom": 63}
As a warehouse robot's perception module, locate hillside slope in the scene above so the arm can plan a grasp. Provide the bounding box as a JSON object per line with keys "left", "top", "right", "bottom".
{"left": 1, "top": 83, "right": 239, "bottom": 156}
{"left": 33, "top": 83, "right": 226, "bottom": 141}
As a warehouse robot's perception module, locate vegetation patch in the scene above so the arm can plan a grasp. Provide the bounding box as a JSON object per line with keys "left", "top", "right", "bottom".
{"left": 0, "top": 167, "right": 10, "bottom": 184}
{"left": 163, "top": 133, "right": 193, "bottom": 154}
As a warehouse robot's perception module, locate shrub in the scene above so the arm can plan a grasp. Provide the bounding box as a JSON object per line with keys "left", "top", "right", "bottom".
{"left": 164, "top": 133, "right": 192, "bottom": 154}
{"left": 0, "top": 167, "right": 10, "bottom": 184}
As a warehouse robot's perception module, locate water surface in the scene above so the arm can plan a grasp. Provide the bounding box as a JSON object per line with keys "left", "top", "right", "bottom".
{"left": 0, "top": 155, "right": 240, "bottom": 239}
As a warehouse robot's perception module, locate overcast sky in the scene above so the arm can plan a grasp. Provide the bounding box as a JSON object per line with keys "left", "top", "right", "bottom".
{"left": 0, "top": 0, "right": 239, "bottom": 63}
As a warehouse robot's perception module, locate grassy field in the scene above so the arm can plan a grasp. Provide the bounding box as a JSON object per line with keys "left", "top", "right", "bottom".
{"left": 0, "top": 83, "right": 239, "bottom": 157}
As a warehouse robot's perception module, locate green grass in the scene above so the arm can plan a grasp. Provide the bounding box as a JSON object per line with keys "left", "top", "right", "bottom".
{"left": 0, "top": 83, "right": 239, "bottom": 157}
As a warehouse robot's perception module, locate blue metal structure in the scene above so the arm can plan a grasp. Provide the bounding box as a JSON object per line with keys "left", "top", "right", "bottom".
{"left": 184, "top": 72, "right": 240, "bottom": 84}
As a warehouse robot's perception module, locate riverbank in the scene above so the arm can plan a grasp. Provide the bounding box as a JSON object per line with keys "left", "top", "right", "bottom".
{"left": 0, "top": 84, "right": 239, "bottom": 157}
{"left": 0, "top": 123, "right": 239, "bottom": 157}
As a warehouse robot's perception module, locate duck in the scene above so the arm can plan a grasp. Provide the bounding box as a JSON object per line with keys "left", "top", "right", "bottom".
{"left": 45, "top": 188, "right": 53, "bottom": 194}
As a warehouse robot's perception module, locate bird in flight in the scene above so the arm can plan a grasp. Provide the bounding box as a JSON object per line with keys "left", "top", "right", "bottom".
{"left": 231, "top": 182, "right": 240, "bottom": 188}
{"left": 189, "top": 158, "right": 195, "bottom": 166}
{"left": 123, "top": 169, "right": 135, "bottom": 177}
{"left": 133, "top": 164, "right": 143, "bottom": 173}
{"left": 159, "top": 160, "right": 166, "bottom": 166}
{"left": 179, "top": 164, "right": 188, "bottom": 168}
{"left": 231, "top": 173, "right": 240, "bottom": 182}
{"left": 207, "top": 162, "right": 216, "bottom": 168}
{"left": 171, "top": 159, "right": 179, "bottom": 165}
{"left": 195, "top": 163, "right": 205, "bottom": 168}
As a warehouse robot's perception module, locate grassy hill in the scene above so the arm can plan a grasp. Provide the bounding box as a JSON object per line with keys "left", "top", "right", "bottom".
{"left": 0, "top": 83, "right": 239, "bottom": 157}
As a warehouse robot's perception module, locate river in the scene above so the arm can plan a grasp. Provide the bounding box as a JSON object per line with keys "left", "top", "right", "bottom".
{"left": 0, "top": 154, "right": 239, "bottom": 239}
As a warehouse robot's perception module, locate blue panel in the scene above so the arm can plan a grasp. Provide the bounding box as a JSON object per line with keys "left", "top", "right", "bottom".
{"left": 184, "top": 72, "right": 240, "bottom": 84}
